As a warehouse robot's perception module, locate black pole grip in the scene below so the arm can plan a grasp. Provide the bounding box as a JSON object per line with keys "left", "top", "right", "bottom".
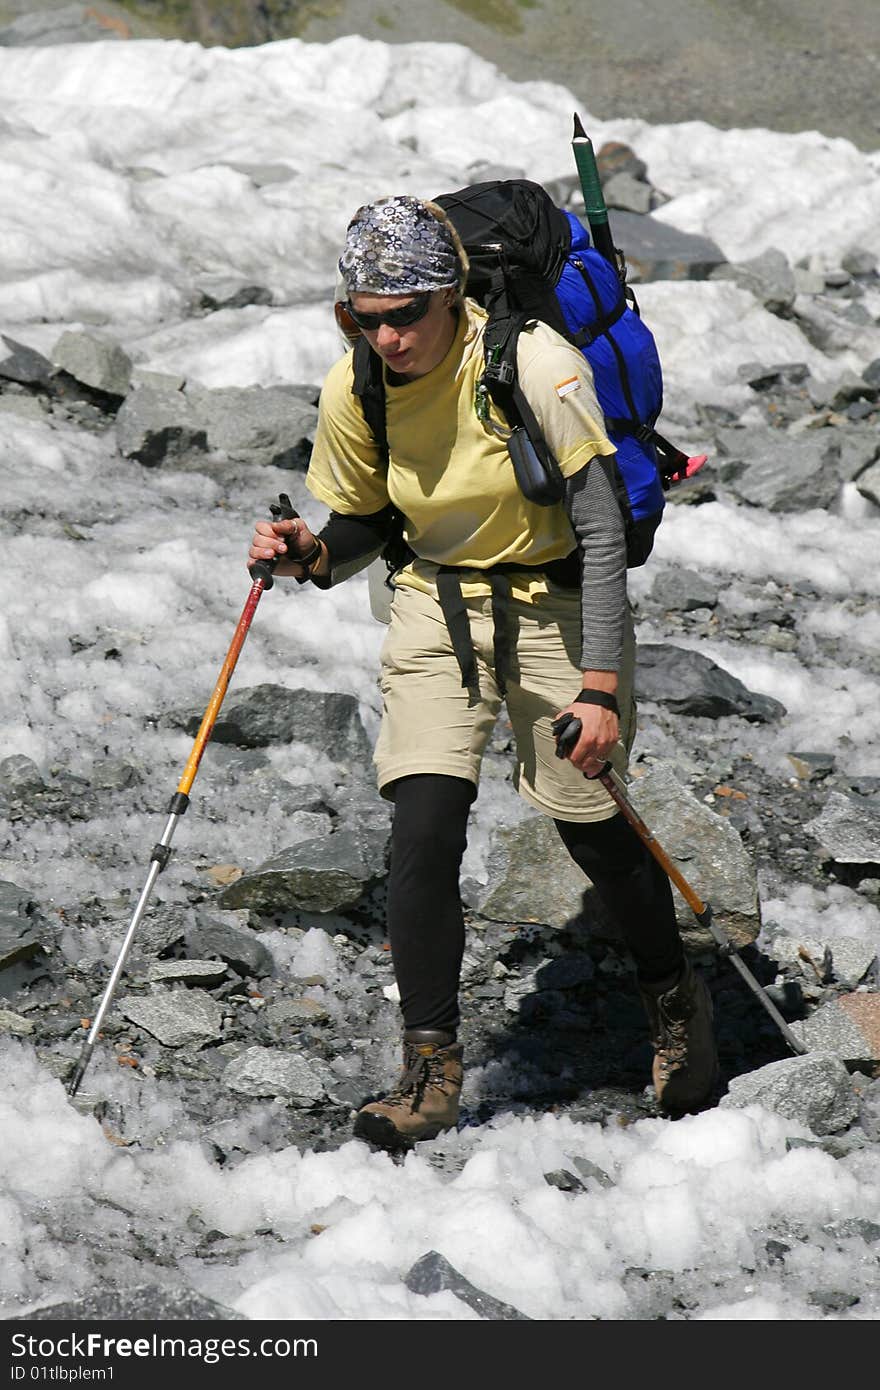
{"left": 551, "top": 711, "right": 581, "bottom": 757}
{"left": 250, "top": 492, "right": 299, "bottom": 589}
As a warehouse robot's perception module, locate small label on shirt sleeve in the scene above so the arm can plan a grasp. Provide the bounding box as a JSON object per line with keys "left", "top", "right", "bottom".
{"left": 555, "top": 375, "right": 580, "bottom": 399}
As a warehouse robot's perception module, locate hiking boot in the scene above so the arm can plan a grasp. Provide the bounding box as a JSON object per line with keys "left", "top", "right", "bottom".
{"left": 639, "top": 960, "right": 717, "bottom": 1113}
{"left": 353, "top": 1029, "right": 463, "bottom": 1149}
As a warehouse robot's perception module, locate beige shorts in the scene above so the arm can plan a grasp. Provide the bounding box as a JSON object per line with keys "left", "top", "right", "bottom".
{"left": 373, "top": 580, "right": 636, "bottom": 822}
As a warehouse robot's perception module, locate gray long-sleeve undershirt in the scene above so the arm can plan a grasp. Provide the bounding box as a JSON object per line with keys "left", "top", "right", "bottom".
{"left": 564, "top": 456, "right": 627, "bottom": 673}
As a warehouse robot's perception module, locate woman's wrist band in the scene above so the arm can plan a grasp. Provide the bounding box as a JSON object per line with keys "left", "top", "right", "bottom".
{"left": 291, "top": 538, "right": 323, "bottom": 584}
{"left": 575, "top": 688, "right": 620, "bottom": 717}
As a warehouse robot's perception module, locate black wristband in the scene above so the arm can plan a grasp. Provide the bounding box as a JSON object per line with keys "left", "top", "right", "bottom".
{"left": 575, "top": 688, "right": 620, "bottom": 717}
{"left": 290, "top": 539, "right": 323, "bottom": 585}
{"left": 293, "top": 539, "right": 322, "bottom": 569}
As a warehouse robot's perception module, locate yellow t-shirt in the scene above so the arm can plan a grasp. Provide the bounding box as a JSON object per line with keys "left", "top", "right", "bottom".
{"left": 306, "top": 301, "right": 616, "bottom": 602}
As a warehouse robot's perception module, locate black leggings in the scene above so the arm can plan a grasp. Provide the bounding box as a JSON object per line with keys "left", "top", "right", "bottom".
{"left": 387, "top": 773, "right": 684, "bottom": 1035}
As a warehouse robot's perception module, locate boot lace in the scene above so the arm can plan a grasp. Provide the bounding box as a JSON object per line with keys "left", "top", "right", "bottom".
{"left": 385, "top": 1045, "right": 447, "bottom": 1114}
{"left": 653, "top": 992, "right": 695, "bottom": 1078}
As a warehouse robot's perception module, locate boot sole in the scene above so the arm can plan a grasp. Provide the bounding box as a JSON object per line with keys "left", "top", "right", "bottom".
{"left": 352, "top": 1109, "right": 445, "bottom": 1151}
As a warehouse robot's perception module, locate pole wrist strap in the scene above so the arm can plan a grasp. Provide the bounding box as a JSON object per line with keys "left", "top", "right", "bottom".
{"left": 574, "top": 688, "right": 620, "bottom": 717}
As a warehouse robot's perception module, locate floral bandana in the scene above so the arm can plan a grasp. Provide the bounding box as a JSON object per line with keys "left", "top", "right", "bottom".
{"left": 338, "top": 196, "right": 462, "bottom": 295}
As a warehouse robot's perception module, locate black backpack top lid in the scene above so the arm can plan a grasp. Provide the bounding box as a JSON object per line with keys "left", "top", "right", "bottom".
{"left": 435, "top": 179, "right": 573, "bottom": 324}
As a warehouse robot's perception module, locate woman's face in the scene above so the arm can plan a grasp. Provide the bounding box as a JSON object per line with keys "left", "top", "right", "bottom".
{"left": 348, "top": 289, "right": 458, "bottom": 379}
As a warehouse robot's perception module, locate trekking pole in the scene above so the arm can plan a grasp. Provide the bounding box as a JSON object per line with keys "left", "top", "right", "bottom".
{"left": 552, "top": 713, "right": 808, "bottom": 1056}
{"left": 67, "top": 493, "right": 299, "bottom": 1097}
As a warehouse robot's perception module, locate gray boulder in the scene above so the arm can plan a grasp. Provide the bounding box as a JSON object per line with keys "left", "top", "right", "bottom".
{"left": 0, "top": 879, "right": 44, "bottom": 970}
{"left": 790, "top": 994, "right": 880, "bottom": 1065}
{"left": 477, "top": 760, "right": 760, "bottom": 952}
{"left": 404, "top": 1250, "right": 532, "bottom": 1320}
{"left": 635, "top": 644, "right": 786, "bottom": 722}
{"left": 169, "top": 684, "right": 373, "bottom": 763}
{"left": 710, "top": 246, "right": 797, "bottom": 315}
{"left": 609, "top": 211, "right": 726, "bottom": 282}
{"left": 222, "top": 1045, "right": 326, "bottom": 1103}
{"left": 184, "top": 917, "right": 276, "bottom": 977}
{"left": 115, "top": 386, "right": 208, "bottom": 467}
{"left": 650, "top": 569, "right": 720, "bottom": 612}
{"left": 12, "top": 1285, "right": 244, "bottom": 1321}
{"left": 804, "top": 792, "right": 880, "bottom": 864}
{"left": 118, "top": 990, "right": 224, "bottom": 1047}
{"left": 476, "top": 815, "right": 592, "bottom": 929}
{"left": 0, "top": 334, "right": 54, "bottom": 386}
{"left": 720, "top": 1053, "right": 860, "bottom": 1135}
{"left": 627, "top": 760, "right": 761, "bottom": 950}
{"left": 184, "top": 383, "right": 318, "bottom": 469}
{"left": 714, "top": 427, "right": 843, "bottom": 512}
{"left": 51, "top": 329, "right": 132, "bottom": 397}
{"left": 218, "top": 826, "right": 390, "bottom": 914}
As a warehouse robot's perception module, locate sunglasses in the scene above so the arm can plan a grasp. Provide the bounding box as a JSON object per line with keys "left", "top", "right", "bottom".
{"left": 345, "top": 291, "right": 432, "bottom": 332}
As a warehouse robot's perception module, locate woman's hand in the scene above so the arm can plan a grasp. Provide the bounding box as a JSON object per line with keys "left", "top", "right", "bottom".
{"left": 247, "top": 517, "right": 321, "bottom": 580}
{"left": 553, "top": 695, "right": 618, "bottom": 778}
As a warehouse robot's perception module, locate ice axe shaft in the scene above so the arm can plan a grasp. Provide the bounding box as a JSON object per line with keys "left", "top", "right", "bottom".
{"left": 67, "top": 493, "right": 298, "bottom": 1097}
{"left": 552, "top": 714, "right": 807, "bottom": 1056}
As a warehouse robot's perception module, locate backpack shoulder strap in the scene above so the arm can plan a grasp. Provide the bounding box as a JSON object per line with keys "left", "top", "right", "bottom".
{"left": 352, "top": 336, "right": 388, "bottom": 463}
{"left": 350, "top": 337, "right": 412, "bottom": 581}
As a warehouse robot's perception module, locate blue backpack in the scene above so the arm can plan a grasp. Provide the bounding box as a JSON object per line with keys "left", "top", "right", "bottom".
{"left": 352, "top": 178, "right": 701, "bottom": 568}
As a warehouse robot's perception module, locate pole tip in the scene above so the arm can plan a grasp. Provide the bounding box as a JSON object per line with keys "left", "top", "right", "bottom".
{"left": 572, "top": 111, "right": 587, "bottom": 139}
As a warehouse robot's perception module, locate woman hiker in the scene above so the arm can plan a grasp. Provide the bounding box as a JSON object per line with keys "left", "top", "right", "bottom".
{"left": 247, "top": 194, "right": 717, "bottom": 1149}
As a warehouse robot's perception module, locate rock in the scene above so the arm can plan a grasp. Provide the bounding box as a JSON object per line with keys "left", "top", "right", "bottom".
{"left": 786, "top": 751, "right": 836, "bottom": 781}
{"left": 118, "top": 990, "right": 224, "bottom": 1047}
{"left": 805, "top": 792, "right": 880, "bottom": 864}
{"left": 650, "top": 569, "right": 719, "bottom": 612}
{"left": 571, "top": 1156, "right": 615, "bottom": 1188}
{"left": 714, "top": 427, "right": 843, "bottom": 512}
{"left": 218, "top": 827, "right": 390, "bottom": 914}
{"left": 596, "top": 141, "right": 648, "bottom": 184}
{"left": 607, "top": 211, "right": 726, "bottom": 283}
{"left": 170, "top": 684, "right": 373, "bottom": 763}
{"left": 710, "top": 246, "right": 796, "bottom": 315}
{"left": 635, "top": 644, "right": 786, "bottom": 722}
{"left": 767, "top": 933, "right": 877, "bottom": 986}
{"left": 791, "top": 994, "right": 880, "bottom": 1063}
{"left": 404, "top": 1250, "right": 532, "bottom": 1320}
{"left": 264, "top": 997, "right": 331, "bottom": 1028}
{"left": 182, "top": 383, "right": 318, "bottom": 468}
{"left": 115, "top": 386, "right": 208, "bottom": 467}
{"left": 719, "top": 1053, "right": 860, "bottom": 1135}
{"left": 476, "top": 816, "right": 591, "bottom": 928}
{"left": 128, "top": 905, "right": 190, "bottom": 958}
{"left": 222, "top": 1045, "right": 326, "bottom": 1103}
{"left": 0, "top": 334, "right": 54, "bottom": 386}
{"left": 184, "top": 918, "right": 275, "bottom": 978}
{"left": 544, "top": 1169, "right": 586, "bottom": 1192}
{"left": 0, "top": 754, "right": 46, "bottom": 800}
{"left": 0, "top": 1008, "right": 35, "bottom": 1036}
{"left": 11, "top": 1285, "right": 244, "bottom": 1321}
{"left": 147, "top": 959, "right": 230, "bottom": 986}
{"left": 841, "top": 249, "right": 878, "bottom": 278}
{"left": 0, "top": 880, "right": 44, "bottom": 970}
{"left": 51, "top": 330, "right": 131, "bottom": 398}
{"left": 602, "top": 171, "right": 652, "bottom": 215}
{"left": 627, "top": 761, "right": 761, "bottom": 950}
{"left": 854, "top": 458, "right": 880, "bottom": 508}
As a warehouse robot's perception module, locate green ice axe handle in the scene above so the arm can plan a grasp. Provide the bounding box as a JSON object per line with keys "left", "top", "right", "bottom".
{"left": 250, "top": 493, "right": 299, "bottom": 589}
{"left": 572, "top": 114, "right": 608, "bottom": 228}
{"left": 571, "top": 113, "right": 620, "bottom": 276}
